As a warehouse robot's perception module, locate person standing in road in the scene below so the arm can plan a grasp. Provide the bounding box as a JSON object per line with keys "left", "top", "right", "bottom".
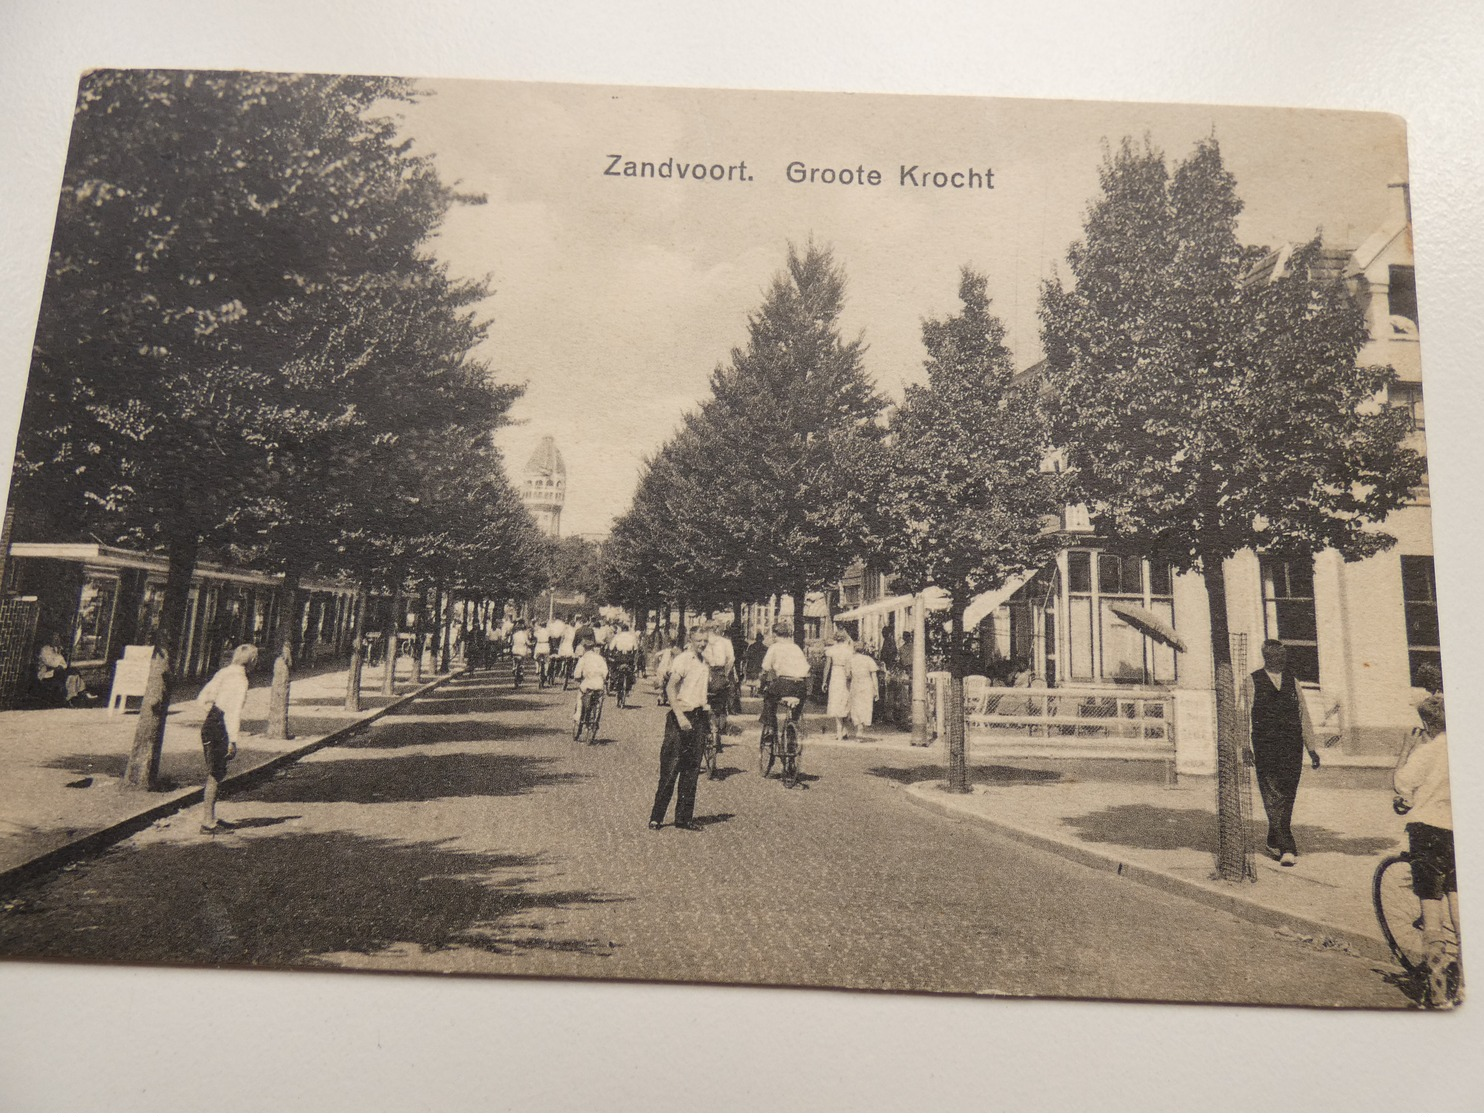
{"left": 1246, "top": 639, "right": 1321, "bottom": 866}
{"left": 649, "top": 627, "right": 711, "bottom": 831}
{"left": 197, "top": 644, "right": 259, "bottom": 834}
{"left": 744, "top": 631, "right": 767, "bottom": 694}
{"left": 825, "top": 630, "right": 854, "bottom": 740}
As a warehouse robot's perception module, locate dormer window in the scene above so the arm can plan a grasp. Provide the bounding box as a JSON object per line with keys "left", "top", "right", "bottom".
{"left": 1388, "top": 265, "right": 1418, "bottom": 332}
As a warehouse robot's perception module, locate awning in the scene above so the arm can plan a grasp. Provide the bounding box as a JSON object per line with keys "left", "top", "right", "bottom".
{"left": 833, "top": 593, "right": 916, "bottom": 623}
{"left": 962, "top": 570, "right": 1035, "bottom": 629}
{"left": 833, "top": 586, "right": 953, "bottom": 623}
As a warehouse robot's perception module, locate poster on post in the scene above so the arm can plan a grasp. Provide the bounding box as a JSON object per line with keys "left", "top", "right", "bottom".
{"left": 0, "top": 71, "right": 1459, "bottom": 1013}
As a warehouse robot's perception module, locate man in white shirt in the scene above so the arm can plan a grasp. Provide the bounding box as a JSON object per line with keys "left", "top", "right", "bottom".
{"left": 571, "top": 640, "right": 609, "bottom": 742}
{"left": 649, "top": 628, "right": 712, "bottom": 831}
{"left": 703, "top": 623, "right": 738, "bottom": 738}
{"left": 760, "top": 621, "right": 812, "bottom": 740}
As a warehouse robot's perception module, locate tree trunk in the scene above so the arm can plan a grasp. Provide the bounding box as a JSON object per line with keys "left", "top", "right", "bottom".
{"left": 792, "top": 581, "right": 807, "bottom": 646}
{"left": 382, "top": 581, "right": 401, "bottom": 696}
{"left": 430, "top": 579, "right": 444, "bottom": 674}
{"left": 440, "top": 585, "right": 453, "bottom": 672}
{"left": 945, "top": 597, "right": 970, "bottom": 793}
{"left": 1204, "top": 561, "right": 1248, "bottom": 881}
{"left": 266, "top": 565, "right": 301, "bottom": 740}
{"left": 123, "top": 529, "right": 199, "bottom": 790}
{"left": 344, "top": 584, "right": 368, "bottom": 713}
{"left": 410, "top": 587, "right": 425, "bottom": 685}
{"left": 677, "top": 600, "right": 688, "bottom": 645}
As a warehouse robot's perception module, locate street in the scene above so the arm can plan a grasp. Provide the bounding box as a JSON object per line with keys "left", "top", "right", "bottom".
{"left": 0, "top": 668, "right": 1410, "bottom": 1007}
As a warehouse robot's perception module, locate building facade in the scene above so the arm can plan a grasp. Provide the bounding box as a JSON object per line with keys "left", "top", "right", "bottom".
{"left": 839, "top": 197, "right": 1433, "bottom": 774}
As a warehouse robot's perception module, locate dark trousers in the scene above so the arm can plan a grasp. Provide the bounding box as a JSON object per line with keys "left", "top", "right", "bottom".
{"left": 650, "top": 709, "right": 707, "bottom": 825}
{"left": 1254, "top": 758, "right": 1302, "bottom": 856}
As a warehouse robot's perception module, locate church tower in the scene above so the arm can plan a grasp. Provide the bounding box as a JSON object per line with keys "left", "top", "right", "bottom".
{"left": 520, "top": 436, "right": 566, "bottom": 537}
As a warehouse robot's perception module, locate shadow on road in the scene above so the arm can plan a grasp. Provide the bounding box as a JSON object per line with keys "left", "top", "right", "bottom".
{"left": 1061, "top": 804, "right": 1397, "bottom": 857}
{"left": 339, "top": 719, "right": 558, "bottom": 750}
{"left": 0, "top": 829, "right": 621, "bottom": 966}
{"left": 247, "top": 751, "right": 583, "bottom": 805}
{"left": 867, "top": 763, "right": 1064, "bottom": 787}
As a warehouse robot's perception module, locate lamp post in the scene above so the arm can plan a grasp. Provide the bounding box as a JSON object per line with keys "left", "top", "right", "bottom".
{"left": 910, "top": 591, "right": 929, "bottom": 747}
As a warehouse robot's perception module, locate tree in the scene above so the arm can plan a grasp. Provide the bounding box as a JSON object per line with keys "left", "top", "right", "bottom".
{"left": 695, "top": 241, "right": 887, "bottom": 635}
{"left": 879, "top": 268, "right": 1062, "bottom": 793}
{"left": 12, "top": 70, "right": 482, "bottom": 786}
{"left": 1038, "top": 137, "right": 1425, "bottom": 878}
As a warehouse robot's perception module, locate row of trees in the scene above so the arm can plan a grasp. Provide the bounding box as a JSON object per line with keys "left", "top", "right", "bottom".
{"left": 603, "top": 137, "right": 1423, "bottom": 877}
{"left": 10, "top": 71, "right": 550, "bottom": 788}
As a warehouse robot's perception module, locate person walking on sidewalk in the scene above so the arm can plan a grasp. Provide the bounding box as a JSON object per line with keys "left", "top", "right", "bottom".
{"left": 649, "top": 627, "right": 711, "bottom": 831}
{"left": 1393, "top": 692, "right": 1459, "bottom": 1006}
{"left": 197, "top": 644, "right": 259, "bottom": 834}
{"left": 1246, "top": 639, "right": 1321, "bottom": 866}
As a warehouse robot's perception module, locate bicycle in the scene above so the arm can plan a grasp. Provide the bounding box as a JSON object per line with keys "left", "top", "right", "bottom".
{"left": 1373, "top": 850, "right": 1462, "bottom": 1004}
{"left": 512, "top": 655, "right": 526, "bottom": 689}
{"left": 535, "top": 652, "right": 549, "bottom": 690}
{"left": 612, "top": 656, "right": 634, "bottom": 709}
{"left": 574, "top": 688, "right": 604, "bottom": 745}
{"left": 759, "top": 694, "right": 803, "bottom": 788}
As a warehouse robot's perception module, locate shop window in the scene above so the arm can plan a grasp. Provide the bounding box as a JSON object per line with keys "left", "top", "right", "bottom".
{"left": 1260, "top": 557, "right": 1319, "bottom": 683}
{"left": 1065, "top": 550, "right": 1177, "bottom": 684}
{"left": 136, "top": 583, "right": 166, "bottom": 647}
{"left": 70, "top": 577, "right": 117, "bottom": 663}
{"left": 1389, "top": 381, "right": 1425, "bottom": 432}
{"left": 1401, "top": 555, "right": 1441, "bottom": 688}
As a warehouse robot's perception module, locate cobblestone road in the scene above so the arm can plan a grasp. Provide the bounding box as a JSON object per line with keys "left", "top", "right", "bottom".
{"left": 0, "top": 669, "right": 1409, "bottom": 1007}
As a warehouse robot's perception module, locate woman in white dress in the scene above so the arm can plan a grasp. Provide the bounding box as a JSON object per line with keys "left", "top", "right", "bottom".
{"left": 847, "top": 649, "right": 880, "bottom": 738}
{"left": 825, "top": 631, "right": 854, "bottom": 739}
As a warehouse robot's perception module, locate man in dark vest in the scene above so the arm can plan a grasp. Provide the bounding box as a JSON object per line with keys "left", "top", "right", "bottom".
{"left": 1247, "top": 639, "right": 1322, "bottom": 866}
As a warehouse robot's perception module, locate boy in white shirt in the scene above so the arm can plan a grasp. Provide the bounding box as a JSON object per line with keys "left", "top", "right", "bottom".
{"left": 196, "top": 644, "right": 259, "bottom": 833}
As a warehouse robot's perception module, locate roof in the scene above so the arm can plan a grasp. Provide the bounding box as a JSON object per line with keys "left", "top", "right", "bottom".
{"left": 525, "top": 435, "right": 566, "bottom": 478}
{"left": 1240, "top": 243, "right": 1355, "bottom": 288}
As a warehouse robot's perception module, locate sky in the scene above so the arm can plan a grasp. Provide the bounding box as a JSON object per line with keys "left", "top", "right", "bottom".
{"left": 388, "top": 80, "right": 1409, "bottom": 537}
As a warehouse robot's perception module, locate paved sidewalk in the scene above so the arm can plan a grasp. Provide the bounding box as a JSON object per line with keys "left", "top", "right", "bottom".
{"left": 0, "top": 657, "right": 457, "bottom": 889}
{"left": 902, "top": 764, "right": 1407, "bottom": 965}
{"left": 726, "top": 689, "right": 1410, "bottom": 965}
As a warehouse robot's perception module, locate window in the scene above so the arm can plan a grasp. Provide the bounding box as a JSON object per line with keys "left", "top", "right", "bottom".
{"left": 70, "top": 577, "right": 117, "bottom": 662}
{"left": 1388, "top": 265, "right": 1418, "bottom": 329}
{"left": 1261, "top": 557, "right": 1319, "bottom": 683}
{"left": 1065, "top": 550, "right": 1178, "bottom": 684}
{"left": 136, "top": 583, "right": 166, "bottom": 646}
{"left": 1389, "top": 381, "right": 1424, "bottom": 432}
{"left": 1401, "top": 555, "right": 1441, "bottom": 688}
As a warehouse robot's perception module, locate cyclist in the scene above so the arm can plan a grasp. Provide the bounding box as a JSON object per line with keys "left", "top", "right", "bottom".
{"left": 509, "top": 619, "right": 532, "bottom": 687}
{"left": 570, "top": 638, "right": 609, "bottom": 742}
{"left": 1393, "top": 692, "right": 1458, "bottom": 1006}
{"left": 703, "top": 623, "right": 737, "bottom": 744}
{"left": 759, "top": 621, "right": 811, "bottom": 745}
{"left": 609, "top": 622, "right": 640, "bottom": 704}
{"left": 556, "top": 615, "right": 577, "bottom": 689}
{"left": 533, "top": 618, "right": 552, "bottom": 687}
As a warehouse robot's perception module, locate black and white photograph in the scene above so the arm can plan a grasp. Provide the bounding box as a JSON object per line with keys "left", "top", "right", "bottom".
{"left": 1, "top": 2, "right": 1481, "bottom": 1111}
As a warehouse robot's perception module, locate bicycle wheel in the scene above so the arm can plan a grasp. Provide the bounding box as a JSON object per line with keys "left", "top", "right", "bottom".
{"left": 780, "top": 723, "right": 800, "bottom": 786}
{"left": 704, "top": 719, "right": 719, "bottom": 778}
{"left": 513, "top": 661, "right": 523, "bottom": 689}
{"left": 759, "top": 730, "right": 774, "bottom": 776}
{"left": 588, "top": 707, "right": 601, "bottom": 745}
{"left": 1374, "top": 853, "right": 1427, "bottom": 976}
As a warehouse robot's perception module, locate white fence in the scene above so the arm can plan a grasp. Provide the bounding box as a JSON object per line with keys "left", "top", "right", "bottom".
{"left": 927, "top": 673, "right": 1177, "bottom": 781}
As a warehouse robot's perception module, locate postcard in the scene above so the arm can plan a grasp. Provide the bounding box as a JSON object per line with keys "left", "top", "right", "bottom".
{"left": 0, "top": 71, "right": 1458, "bottom": 1012}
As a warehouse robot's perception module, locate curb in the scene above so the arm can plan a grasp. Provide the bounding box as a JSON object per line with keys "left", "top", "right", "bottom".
{"left": 0, "top": 671, "right": 461, "bottom": 896}
{"left": 902, "top": 781, "right": 1395, "bottom": 967}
